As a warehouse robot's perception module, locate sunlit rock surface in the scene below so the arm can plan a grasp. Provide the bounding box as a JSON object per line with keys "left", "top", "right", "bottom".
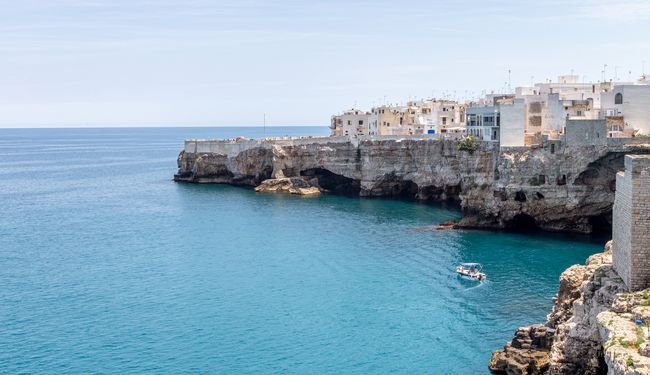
{"left": 175, "top": 136, "right": 650, "bottom": 234}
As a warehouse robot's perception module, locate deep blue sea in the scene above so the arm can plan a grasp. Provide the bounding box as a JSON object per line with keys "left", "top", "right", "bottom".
{"left": 0, "top": 127, "right": 605, "bottom": 374}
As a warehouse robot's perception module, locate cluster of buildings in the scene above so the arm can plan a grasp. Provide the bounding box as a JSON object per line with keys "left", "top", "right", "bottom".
{"left": 330, "top": 74, "right": 650, "bottom": 147}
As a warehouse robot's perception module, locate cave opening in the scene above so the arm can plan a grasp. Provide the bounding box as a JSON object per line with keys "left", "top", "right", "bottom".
{"left": 514, "top": 191, "right": 527, "bottom": 202}
{"left": 573, "top": 152, "right": 625, "bottom": 192}
{"left": 365, "top": 173, "right": 420, "bottom": 200}
{"left": 418, "top": 184, "right": 462, "bottom": 202}
{"left": 505, "top": 214, "right": 538, "bottom": 232}
{"left": 588, "top": 211, "right": 613, "bottom": 236}
{"left": 300, "top": 168, "right": 361, "bottom": 195}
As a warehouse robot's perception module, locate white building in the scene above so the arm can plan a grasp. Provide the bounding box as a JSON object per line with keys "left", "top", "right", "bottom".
{"left": 494, "top": 75, "right": 635, "bottom": 146}
{"left": 499, "top": 99, "right": 526, "bottom": 147}
{"left": 601, "top": 80, "right": 650, "bottom": 135}
{"left": 406, "top": 100, "right": 465, "bottom": 135}
{"left": 330, "top": 109, "right": 370, "bottom": 137}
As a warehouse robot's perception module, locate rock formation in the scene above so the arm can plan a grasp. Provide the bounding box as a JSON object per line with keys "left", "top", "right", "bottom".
{"left": 488, "top": 324, "right": 555, "bottom": 375}
{"left": 254, "top": 177, "right": 321, "bottom": 195}
{"left": 490, "top": 241, "right": 650, "bottom": 375}
{"left": 175, "top": 136, "right": 650, "bottom": 233}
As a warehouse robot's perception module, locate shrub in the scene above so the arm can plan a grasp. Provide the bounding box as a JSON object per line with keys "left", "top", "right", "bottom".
{"left": 458, "top": 135, "right": 478, "bottom": 154}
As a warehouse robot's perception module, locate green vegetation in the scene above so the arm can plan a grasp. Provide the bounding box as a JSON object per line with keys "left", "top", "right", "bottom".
{"left": 619, "top": 337, "right": 634, "bottom": 348}
{"left": 627, "top": 355, "right": 635, "bottom": 368}
{"left": 457, "top": 135, "right": 478, "bottom": 154}
{"left": 636, "top": 327, "right": 646, "bottom": 348}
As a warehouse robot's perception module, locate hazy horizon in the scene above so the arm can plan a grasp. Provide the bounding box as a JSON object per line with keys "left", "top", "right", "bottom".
{"left": 1, "top": 0, "right": 649, "bottom": 128}
{"left": 0, "top": 124, "right": 328, "bottom": 129}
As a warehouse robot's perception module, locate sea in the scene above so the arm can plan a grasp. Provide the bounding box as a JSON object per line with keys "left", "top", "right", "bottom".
{"left": 0, "top": 126, "right": 606, "bottom": 374}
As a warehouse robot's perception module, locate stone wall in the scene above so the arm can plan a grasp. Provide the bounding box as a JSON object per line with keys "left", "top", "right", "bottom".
{"left": 613, "top": 155, "right": 650, "bottom": 291}
{"left": 565, "top": 119, "right": 607, "bottom": 146}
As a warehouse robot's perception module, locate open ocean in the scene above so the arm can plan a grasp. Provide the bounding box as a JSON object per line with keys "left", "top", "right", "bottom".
{"left": 0, "top": 126, "right": 605, "bottom": 374}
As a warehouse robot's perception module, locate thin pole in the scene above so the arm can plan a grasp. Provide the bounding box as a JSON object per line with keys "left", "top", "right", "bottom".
{"left": 263, "top": 113, "right": 266, "bottom": 138}
{"left": 508, "top": 69, "right": 511, "bottom": 92}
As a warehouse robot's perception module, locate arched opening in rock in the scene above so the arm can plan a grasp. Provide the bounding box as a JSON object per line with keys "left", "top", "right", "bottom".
{"left": 300, "top": 168, "right": 360, "bottom": 195}
{"left": 418, "top": 184, "right": 461, "bottom": 202}
{"left": 364, "top": 173, "right": 419, "bottom": 199}
{"left": 573, "top": 152, "right": 625, "bottom": 192}
{"left": 514, "top": 191, "right": 527, "bottom": 202}
{"left": 588, "top": 211, "right": 612, "bottom": 236}
{"left": 505, "top": 214, "right": 538, "bottom": 232}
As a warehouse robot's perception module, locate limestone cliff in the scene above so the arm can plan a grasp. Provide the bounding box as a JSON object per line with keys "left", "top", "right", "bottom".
{"left": 175, "top": 136, "right": 650, "bottom": 233}
{"left": 490, "top": 241, "right": 650, "bottom": 375}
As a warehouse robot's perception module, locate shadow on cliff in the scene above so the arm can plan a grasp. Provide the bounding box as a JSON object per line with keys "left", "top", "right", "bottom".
{"left": 300, "top": 168, "right": 361, "bottom": 195}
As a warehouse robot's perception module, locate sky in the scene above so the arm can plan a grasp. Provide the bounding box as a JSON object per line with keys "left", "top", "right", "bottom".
{"left": 1, "top": 0, "right": 649, "bottom": 128}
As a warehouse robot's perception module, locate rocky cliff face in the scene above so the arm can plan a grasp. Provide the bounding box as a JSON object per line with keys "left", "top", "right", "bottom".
{"left": 175, "top": 137, "right": 650, "bottom": 234}
{"left": 490, "top": 241, "right": 650, "bottom": 375}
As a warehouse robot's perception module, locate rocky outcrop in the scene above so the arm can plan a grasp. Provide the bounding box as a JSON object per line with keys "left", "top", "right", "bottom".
{"left": 546, "top": 246, "right": 625, "bottom": 374}
{"left": 489, "top": 324, "right": 554, "bottom": 375}
{"left": 254, "top": 177, "right": 321, "bottom": 195}
{"left": 597, "top": 291, "right": 650, "bottom": 374}
{"left": 489, "top": 241, "right": 650, "bottom": 375}
{"left": 175, "top": 136, "right": 650, "bottom": 234}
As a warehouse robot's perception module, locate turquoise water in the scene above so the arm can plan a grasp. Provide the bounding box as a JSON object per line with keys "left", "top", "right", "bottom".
{"left": 0, "top": 127, "right": 605, "bottom": 374}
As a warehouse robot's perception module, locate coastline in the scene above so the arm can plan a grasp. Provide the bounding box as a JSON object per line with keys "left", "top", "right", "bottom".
{"left": 174, "top": 135, "right": 650, "bottom": 234}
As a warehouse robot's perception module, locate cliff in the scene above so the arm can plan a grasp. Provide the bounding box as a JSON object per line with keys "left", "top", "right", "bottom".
{"left": 490, "top": 241, "right": 650, "bottom": 375}
{"left": 174, "top": 136, "right": 650, "bottom": 233}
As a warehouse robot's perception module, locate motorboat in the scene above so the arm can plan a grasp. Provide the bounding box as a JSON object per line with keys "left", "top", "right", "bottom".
{"left": 456, "top": 263, "right": 486, "bottom": 281}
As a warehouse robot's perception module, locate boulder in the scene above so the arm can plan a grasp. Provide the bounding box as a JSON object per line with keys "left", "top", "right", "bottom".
{"left": 254, "top": 177, "right": 321, "bottom": 196}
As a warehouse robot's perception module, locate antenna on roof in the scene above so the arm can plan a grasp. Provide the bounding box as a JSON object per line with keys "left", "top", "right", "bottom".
{"left": 508, "top": 69, "right": 511, "bottom": 92}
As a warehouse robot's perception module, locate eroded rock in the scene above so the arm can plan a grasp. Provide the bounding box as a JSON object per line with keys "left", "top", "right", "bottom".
{"left": 254, "top": 177, "right": 321, "bottom": 195}
{"left": 175, "top": 137, "right": 650, "bottom": 234}
{"left": 489, "top": 324, "right": 554, "bottom": 375}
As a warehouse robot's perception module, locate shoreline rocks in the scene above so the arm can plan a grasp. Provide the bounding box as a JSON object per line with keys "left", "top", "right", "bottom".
{"left": 488, "top": 324, "right": 554, "bottom": 375}
{"left": 489, "top": 241, "right": 650, "bottom": 375}
{"left": 254, "top": 177, "right": 322, "bottom": 195}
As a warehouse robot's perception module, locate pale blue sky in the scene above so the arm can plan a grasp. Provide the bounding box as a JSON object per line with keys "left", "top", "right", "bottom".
{"left": 1, "top": 0, "right": 649, "bottom": 127}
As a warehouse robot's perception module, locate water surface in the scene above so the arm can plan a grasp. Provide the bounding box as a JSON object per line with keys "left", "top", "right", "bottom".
{"left": 0, "top": 127, "right": 605, "bottom": 374}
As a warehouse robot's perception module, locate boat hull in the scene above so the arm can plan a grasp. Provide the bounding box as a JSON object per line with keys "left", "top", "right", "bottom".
{"left": 456, "top": 271, "right": 486, "bottom": 281}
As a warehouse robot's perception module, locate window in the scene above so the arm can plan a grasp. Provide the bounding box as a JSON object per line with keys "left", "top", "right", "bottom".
{"left": 358, "top": 120, "right": 364, "bottom": 125}
{"left": 442, "top": 117, "right": 447, "bottom": 125}
{"left": 347, "top": 120, "right": 351, "bottom": 125}
{"left": 615, "top": 93, "right": 623, "bottom": 105}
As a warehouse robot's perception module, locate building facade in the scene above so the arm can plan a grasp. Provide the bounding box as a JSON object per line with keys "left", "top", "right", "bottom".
{"left": 331, "top": 109, "right": 370, "bottom": 137}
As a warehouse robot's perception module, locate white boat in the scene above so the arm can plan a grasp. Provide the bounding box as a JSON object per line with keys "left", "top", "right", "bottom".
{"left": 456, "top": 263, "right": 486, "bottom": 281}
